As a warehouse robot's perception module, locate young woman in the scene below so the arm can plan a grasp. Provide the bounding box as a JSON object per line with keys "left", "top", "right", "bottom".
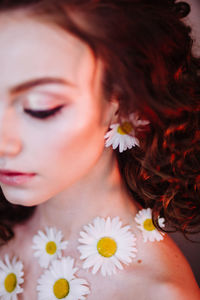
{"left": 0, "top": 0, "right": 199, "bottom": 299}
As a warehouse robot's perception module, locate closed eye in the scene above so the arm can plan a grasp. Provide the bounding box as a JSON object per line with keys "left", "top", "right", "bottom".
{"left": 24, "top": 105, "right": 64, "bottom": 119}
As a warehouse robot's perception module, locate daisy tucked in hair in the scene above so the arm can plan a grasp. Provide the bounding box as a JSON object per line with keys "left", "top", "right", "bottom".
{"left": 104, "top": 122, "right": 140, "bottom": 153}
{"left": 104, "top": 111, "right": 150, "bottom": 152}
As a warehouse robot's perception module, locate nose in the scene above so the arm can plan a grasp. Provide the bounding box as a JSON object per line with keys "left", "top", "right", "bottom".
{"left": 0, "top": 107, "right": 22, "bottom": 156}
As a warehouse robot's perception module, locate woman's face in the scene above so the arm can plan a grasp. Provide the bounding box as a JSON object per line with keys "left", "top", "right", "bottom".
{"left": 0, "top": 11, "right": 115, "bottom": 206}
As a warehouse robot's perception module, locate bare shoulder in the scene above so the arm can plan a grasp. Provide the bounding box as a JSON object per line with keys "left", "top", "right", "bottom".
{"left": 151, "top": 281, "right": 200, "bottom": 300}
{"left": 126, "top": 222, "right": 200, "bottom": 299}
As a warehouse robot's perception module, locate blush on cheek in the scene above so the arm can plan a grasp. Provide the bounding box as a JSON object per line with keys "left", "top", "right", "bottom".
{"left": 51, "top": 126, "right": 105, "bottom": 186}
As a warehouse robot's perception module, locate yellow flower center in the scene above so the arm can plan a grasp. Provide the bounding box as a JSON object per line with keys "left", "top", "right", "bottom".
{"left": 117, "top": 122, "right": 133, "bottom": 135}
{"left": 53, "top": 278, "right": 70, "bottom": 299}
{"left": 143, "top": 218, "right": 155, "bottom": 231}
{"left": 97, "top": 237, "right": 117, "bottom": 257}
{"left": 46, "top": 241, "right": 57, "bottom": 255}
{"left": 4, "top": 273, "right": 17, "bottom": 293}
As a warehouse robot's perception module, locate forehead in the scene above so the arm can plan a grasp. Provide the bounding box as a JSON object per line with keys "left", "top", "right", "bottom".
{"left": 0, "top": 11, "right": 99, "bottom": 96}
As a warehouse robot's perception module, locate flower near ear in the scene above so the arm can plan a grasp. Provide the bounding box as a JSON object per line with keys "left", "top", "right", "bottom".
{"left": 104, "top": 112, "right": 150, "bottom": 153}
{"left": 104, "top": 122, "right": 139, "bottom": 152}
{"left": 37, "top": 256, "right": 90, "bottom": 300}
{"left": 32, "top": 227, "right": 68, "bottom": 268}
{"left": 134, "top": 208, "right": 165, "bottom": 242}
{"left": 77, "top": 216, "right": 137, "bottom": 276}
{"left": 0, "top": 255, "right": 24, "bottom": 300}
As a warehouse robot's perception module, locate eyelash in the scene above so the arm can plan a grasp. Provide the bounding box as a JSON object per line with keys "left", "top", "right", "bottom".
{"left": 24, "top": 105, "right": 64, "bottom": 119}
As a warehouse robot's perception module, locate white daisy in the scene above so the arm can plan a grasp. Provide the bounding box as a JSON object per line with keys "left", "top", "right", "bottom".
{"left": 32, "top": 227, "right": 68, "bottom": 268}
{"left": 134, "top": 208, "right": 165, "bottom": 242}
{"left": 77, "top": 216, "right": 137, "bottom": 276}
{"left": 37, "top": 256, "right": 90, "bottom": 300}
{"left": 104, "top": 122, "right": 140, "bottom": 152}
{"left": 0, "top": 254, "right": 24, "bottom": 300}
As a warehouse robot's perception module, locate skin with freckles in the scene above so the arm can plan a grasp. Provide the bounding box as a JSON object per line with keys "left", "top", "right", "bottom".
{"left": 0, "top": 10, "right": 199, "bottom": 300}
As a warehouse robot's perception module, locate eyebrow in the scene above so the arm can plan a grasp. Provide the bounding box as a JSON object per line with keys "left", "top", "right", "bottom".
{"left": 9, "top": 77, "right": 76, "bottom": 95}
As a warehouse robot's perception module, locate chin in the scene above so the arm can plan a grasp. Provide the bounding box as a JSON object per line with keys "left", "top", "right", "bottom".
{"left": 1, "top": 191, "right": 42, "bottom": 207}
{"left": 6, "top": 198, "right": 39, "bottom": 207}
{"left": 1, "top": 184, "right": 51, "bottom": 206}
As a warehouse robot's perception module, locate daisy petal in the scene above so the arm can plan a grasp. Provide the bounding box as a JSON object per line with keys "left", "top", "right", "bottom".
{"left": 78, "top": 216, "right": 137, "bottom": 276}
{"left": 32, "top": 227, "right": 68, "bottom": 268}
{"left": 135, "top": 208, "right": 166, "bottom": 242}
{"left": 0, "top": 255, "right": 24, "bottom": 299}
{"left": 37, "top": 257, "right": 90, "bottom": 300}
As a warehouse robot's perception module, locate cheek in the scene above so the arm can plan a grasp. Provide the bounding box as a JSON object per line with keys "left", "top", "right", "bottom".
{"left": 32, "top": 105, "right": 107, "bottom": 185}
{"left": 50, "top": 117, "right": 106, "bottom": 182}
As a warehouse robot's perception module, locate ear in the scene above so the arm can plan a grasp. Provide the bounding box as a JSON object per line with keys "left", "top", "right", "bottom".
{"left": 107, "top": 97, "right": 119, "bottom": 125}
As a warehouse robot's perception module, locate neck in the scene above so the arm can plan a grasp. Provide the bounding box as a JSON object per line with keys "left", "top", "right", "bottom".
{"left": 29, "top": 149, "right": 138, "bottom": 237}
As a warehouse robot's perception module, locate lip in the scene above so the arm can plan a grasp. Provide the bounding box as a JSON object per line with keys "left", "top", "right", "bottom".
{"left": 0, "top": 169, "right": 35, "bottom": 176}
{"left": 0, "top": 173, "right": 36, "bottom": 186}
